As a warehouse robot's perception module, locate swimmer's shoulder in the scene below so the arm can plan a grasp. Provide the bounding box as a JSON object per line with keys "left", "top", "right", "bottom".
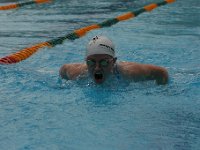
{"left": 60, "top": 63, "right": 87, "bottom": 80}
{"left": 117, "top": 61, "right": 169, "bottom": 84}
{"left": 61, "top": 63, "right": 87, "bottom": 69}
{"left": 117, "top": 61, "right": 152, "bottom": 78}
{"left": 117, "top": 61, "right": 143, "bottom": 72}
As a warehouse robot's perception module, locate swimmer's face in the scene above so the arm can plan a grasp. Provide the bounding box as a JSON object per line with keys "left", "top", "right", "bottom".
{"left": 86, "top": 54, "right": 116, "bottom": 84}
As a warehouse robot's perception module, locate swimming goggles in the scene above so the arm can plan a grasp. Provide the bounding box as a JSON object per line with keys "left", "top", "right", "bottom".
{"left": 86, "top": 59, "right": 112, "bottom": 67}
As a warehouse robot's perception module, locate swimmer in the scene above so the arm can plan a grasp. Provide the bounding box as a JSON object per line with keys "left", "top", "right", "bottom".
{"left": 59, "top": 36, "right": 168, "bottom": 85}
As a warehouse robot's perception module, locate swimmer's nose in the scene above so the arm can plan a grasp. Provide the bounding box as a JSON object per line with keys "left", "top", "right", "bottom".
{"left": 94, "top": 62, "right": 101, "bottom": 71}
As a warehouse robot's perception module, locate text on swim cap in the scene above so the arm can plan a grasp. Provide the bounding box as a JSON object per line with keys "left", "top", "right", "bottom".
{"left": 99, "top": 44, "right": 114, "bottom": 52}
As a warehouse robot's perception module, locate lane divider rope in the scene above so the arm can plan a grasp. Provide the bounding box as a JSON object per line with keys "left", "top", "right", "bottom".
{"left": 0, "top": 0, "right": 176, "bottom": 64}
{"left": 0, "top": 0, "right": 51, "bottom": 10}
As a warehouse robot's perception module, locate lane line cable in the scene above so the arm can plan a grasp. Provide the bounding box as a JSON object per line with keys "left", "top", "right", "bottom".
{"left": 0, "top": 0, "right": 176, "bottom": 64}
{"left": 0, "top": 0, "right": 51, "bottom": 10}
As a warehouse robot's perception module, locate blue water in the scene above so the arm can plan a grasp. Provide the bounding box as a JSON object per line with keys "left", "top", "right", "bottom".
{"left": 0, "top": 0, "right": 200, "bottom": 149}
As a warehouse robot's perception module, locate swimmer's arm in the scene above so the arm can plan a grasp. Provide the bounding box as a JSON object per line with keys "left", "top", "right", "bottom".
{"left": 59, "top": 63, "right": 87, "bottom": 80}
{"left": 119, "top": 62, "right": 169, "bottom": 85}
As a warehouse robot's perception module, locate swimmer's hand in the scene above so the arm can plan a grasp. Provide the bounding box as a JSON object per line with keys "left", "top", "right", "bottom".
{"left": 142, "top": 65, "right": 169, "bottom": 85}
{"left": 154, "top": 68, "right": 169, "bottom": 85}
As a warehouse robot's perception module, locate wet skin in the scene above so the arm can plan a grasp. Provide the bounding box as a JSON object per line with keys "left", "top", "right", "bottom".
{"left": 59, "top": 55, "right": 168, "bottom": 85}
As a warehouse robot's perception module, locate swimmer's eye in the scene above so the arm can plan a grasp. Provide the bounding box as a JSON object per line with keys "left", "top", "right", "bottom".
{"left": 86, "top": 60, "right": 95, "bottom": 66}
{"left": 99, "top": 60, "right": 109, "bottom": 67}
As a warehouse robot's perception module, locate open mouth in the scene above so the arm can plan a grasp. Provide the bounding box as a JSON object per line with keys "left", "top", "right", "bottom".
{"left": 94, "top": 72, "right": 104, "bottom": 83}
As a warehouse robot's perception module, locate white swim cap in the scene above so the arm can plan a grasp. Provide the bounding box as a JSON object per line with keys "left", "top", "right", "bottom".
{"left": 86, "top": 36, "right": 115, "bottom": 58}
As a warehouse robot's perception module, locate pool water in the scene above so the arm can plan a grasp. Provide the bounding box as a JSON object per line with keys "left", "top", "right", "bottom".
{"left": 0, "top": 0, "right": 200, "bottom": 149}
